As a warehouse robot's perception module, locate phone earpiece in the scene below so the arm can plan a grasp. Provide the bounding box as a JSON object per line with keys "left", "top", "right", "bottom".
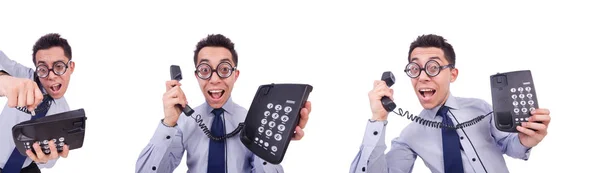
{"left": 380, "top": 71, "right": 396, "bottom": 112}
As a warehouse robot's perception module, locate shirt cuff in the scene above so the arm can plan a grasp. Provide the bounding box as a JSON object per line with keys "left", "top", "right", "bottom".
{"left": 150, "top": 119, "right": 179, "bottom": 145}
{"left": 362, "top": 119, "right": 387, "bottom": 147}
{"left": 514, "top": 138, "right": 533, "bottom": 160}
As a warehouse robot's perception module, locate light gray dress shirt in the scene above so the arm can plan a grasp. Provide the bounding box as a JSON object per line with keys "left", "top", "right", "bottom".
{"left": 135, "top": 96, "right": 284, "bottom": 173}
{"left": 0, "top": 50, "right": 71, "bottom": 169}
{"left": 350, "top": 93, "right": 532, "bottom": 173}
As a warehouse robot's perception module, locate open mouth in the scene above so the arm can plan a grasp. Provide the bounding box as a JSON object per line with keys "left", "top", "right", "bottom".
{"left": 50, "top": 84, "right": 62, "bottom": 93}
{"left": 419, "top": 88, "right": 436, "bottom": 99}
{"left": 208, "top": 89, "right": 225, "bottom": 100}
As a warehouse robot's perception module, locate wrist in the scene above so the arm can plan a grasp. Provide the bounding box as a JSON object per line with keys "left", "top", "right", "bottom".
{"left": 162, "top": 118, "right": 177, "bottom": 127}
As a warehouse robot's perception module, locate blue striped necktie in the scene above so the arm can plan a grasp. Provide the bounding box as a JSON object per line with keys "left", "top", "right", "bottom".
{"left": 439, "top": 105, "right": 464, "bottom": 173}
{"left": 207, "top": 108, "right": 225, "bottom": 173}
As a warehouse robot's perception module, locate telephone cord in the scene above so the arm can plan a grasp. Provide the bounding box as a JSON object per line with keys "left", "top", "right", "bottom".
{"left": 391, "top": 108, "right": 493, "bottom": 129}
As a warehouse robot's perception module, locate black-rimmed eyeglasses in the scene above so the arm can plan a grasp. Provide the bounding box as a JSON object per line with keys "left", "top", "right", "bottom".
{"left": 195, "top": 62, "right": 237, "bottom": 80}
{"left": 36, "top": 61, "right": 71, "bottom": 78}
{"left": 404, "top": 60, "right": 454, "bottom": 78}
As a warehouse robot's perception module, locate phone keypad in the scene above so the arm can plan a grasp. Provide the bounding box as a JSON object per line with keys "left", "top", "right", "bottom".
{"left": 511, "top": 85, "right": 535, "bottom": 125}
{"left": 22, "top": 137, "right": 66, "bottom": 155}
{"left": 255, "top": 102, "right": 294, "bottom": 155}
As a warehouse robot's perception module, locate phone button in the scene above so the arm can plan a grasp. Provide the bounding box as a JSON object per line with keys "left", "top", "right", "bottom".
{"left": 281, "top": 116, "right": 289, "bottom": 122}
{"left": 269, "top": 121, "right": 276, "bottom": 128}
{"left": 272, "top": 113, "right": 279, "bottom": 120}
{"left": 518, "top": 87, "right": 524, "bottom": 92}
{"left": 271, "top": 146, "right": 278, "bottom": 152}
{"left": 284, "top": 106, "right": 292, "bottom": 113}
{"left": 258, "top": 127, "right": 264, "bottom": 133}
{"left": 510, "top": 88, "right": 516, "bottom": 92}
{"left": 267, "top": 103, "right": 274, "bottom": 109}
{"left": 264, "top": 111, "right": 270, "bottom": 117}
{"left": 514, "top": 108, "right": 519, "bottom": 113}
{"left": 527, "top": 93, "right": 533, "bottom": 99}
{"left": 261, "top": 119, "right": 268, "bottom": 125}
{"left": 278, "top": 124, "right": 285, "bottom": 131}
{"left": 512, "top": 94, "right": 517, "bottom": 99}
{"left": 512, "top": 101, "right": 518, "bottom": 106}
{"left": 274, "top": 134, "right": 282, "bottom": 141}
{"left": 526, "top": 86, "right": 531, "bottom": 92}
{"left": 266, "top": 130, "right": 273, "bottom": 137}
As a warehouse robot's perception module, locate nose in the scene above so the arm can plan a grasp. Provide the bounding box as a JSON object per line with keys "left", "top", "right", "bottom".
{"left": 46, "top": 71, "right": 59, "bottom": 81}
{"left": 208, "top": 71, "right": 221, "bottom": 84}
{"left": 417, "top": 70, "right": 431, "bottom": 83}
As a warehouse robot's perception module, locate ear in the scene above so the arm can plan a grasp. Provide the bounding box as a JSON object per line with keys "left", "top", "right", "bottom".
{"left": 233, "top": 69, "right": 240, "bottom": 82}
{"left": 69, "top": 61, "right": 75, "bottom": 73}
{"left": 450, "top": 68, "right": 458, "bottom": 82}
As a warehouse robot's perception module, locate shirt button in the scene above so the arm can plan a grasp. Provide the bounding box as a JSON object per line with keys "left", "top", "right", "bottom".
{"left": 460, "top": 136, "right": 464, "bottom": 140}
{"left": 373, "top": 131, "right": 378, "bottom": 135}
{"left": 166, "top": 135, "right": 171, "bottom": 139}
{"left": 362, "top": 167, "right": 366, "bottom": 172}
{"left": 152, "top": 166, "right": 156, "bottom": 170}
{"left": 263, "top": 162, "right": 267, "bottom": 165}
{"left": 472, "top": 158, "right": 476, "bottom": 162}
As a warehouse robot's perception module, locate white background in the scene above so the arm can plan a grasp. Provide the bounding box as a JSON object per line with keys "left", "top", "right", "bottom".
{"left": 1, "top": 1, "right": 598, "bottom": 172}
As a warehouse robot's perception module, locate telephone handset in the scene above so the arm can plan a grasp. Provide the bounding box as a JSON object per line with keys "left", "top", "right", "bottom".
{"left": 168, "top": 65, "right": 243, "bottom": 141}
{"left": 490, "top": 70, "right": 539, "bottom": 133}
{"left": 380, "top": 71, "right": 491, "bottom": 129}
{"left": 170, "top": 65, "right": 195, "bottom": 116}
{"left": 11, "top": 108, "right": 87, "bottom": 156}
{"left": 240, "top": 83, "right": 312, "bottom": 164}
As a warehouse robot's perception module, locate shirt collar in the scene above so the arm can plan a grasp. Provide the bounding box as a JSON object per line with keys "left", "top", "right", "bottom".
{"left": 203, "top": 96, "right": 235, "bottom": 116}
{"left": 428, "top": 92, "right": 460, "bottom": 117}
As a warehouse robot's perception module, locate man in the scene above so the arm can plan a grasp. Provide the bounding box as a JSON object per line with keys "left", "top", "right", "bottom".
{"left": 349, "top": 34, "right": 551, "bottom": 173}
{"left": 0, "top": 33, "right": 74, "bottom": 173}
{"left": 135, "top": 34, "right": 312, "bottom": 173}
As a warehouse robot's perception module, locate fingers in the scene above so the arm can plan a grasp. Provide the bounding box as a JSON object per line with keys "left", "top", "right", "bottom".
{"left": 298, "top": 106, "right": 309, "bottom": 129}
{"left": 516, "top": 126, "right": 544, "bottom": 141}
{"left": 33, "top": 142, "right": 47, "bottom": 162}
{"left": 292, "top": 126, "right": 304, "bottom": 141}
{"left": 26, "top": 149, "right": 39, "bottom": 163}
{"left": 530, "top": 110, "right": 551, "bottom": 126}
{"left": 521, "top": 122, "right": 547, "bottom": 135}
{"left": 60, "top": 145, "right": 69, "bottom": 158}
{"left": 165, "top": 80, "right": 181, "bottom": 91}
{"left": 48, "top": 141, "right": 59, "bottom": 159}
{"left": 32, "top": 84, "right": 44, "bottom": 109}
{"left": 26, "top": 81, "right": 34, "bottom": 106}
{"left": 369, "top": 80, "right": 394, "bottom": 101}
{"left": 531, "top": 108, "right": 550, "bottom": 115}
{"left": 18, "top": 82, "right": 27, "bottom": 108}
{"left": 6, "top": 85, "right": 17, "bottom": 107}
{"left": 164, "top": 86, "right": 187, "bottom": 106}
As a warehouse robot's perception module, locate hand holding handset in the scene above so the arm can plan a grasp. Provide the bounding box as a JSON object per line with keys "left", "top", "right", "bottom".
{"left": 170, "top": 65, "right": 195, "bottom": 116}
{"left": 241, "top": 83, "right": 312, "bottom": 164}
{"left": 378, "top": 71, "right": 491, "bottom": 129}
{"left": 380, "top": 71, "right": 397, "bottom": 112}
{"left": 12, "top": 108, "right": 87, "bottom": 156}
{"left": 490, "top": 70, "right": 539, "bottom": 133}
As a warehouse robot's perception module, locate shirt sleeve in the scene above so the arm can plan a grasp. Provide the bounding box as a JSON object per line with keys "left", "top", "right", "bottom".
{"left": 135, "top": 119, "right": 185, "bottom": 173}
{"left": 350, "top": 119, "right": 417, "bottom": 173}
{"left": 0, "top": 50, "right": 35, "bottom": 79}
{"left": 250, "top": 154, "right": 284, "bottom": 173}
{"left": 485, "top": 101, "right": 532, "bottom": 160}
{"left": 36, "top": 158, "right": 58, "bottom": 169}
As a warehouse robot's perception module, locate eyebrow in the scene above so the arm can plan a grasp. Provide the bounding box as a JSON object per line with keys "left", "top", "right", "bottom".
{"left": 199, "top": 58, "right": 232, "bottom": 63}
{"left": 410, "top": 56, "right": 441, "bottom": 62}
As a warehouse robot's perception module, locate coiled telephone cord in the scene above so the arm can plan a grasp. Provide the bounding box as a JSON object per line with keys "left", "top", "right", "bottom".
{"left": 189, "top": 113, "right": 245, "bottom": 141}
{"left": 392, "top": 108, "right": 493, "bottom": 129}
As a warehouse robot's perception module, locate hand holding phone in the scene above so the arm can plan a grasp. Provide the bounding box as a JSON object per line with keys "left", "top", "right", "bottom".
{"left": 368, "top": 71, "right": 395, "bottom": 121}
{"left": 0, "top": 75, "right": 44, "bottom": 114}
{"left": 162, "top": 65, "right": 195, "bottom": 127}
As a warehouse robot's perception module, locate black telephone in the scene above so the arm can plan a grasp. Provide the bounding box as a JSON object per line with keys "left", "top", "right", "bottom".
{"left": 11, "top": 108, "right": 87, "bottom": 156}
{"left": 240, "top": 83, "right": 312, "bottom": 164}
{"left": 170, "top": 65, "right": 195, "bottom": 116}
{"left": 380, "top": 71, "right": 491, "bottom": 129}
{"left": 490, "top": 70, "right": 539, "bottom": 133}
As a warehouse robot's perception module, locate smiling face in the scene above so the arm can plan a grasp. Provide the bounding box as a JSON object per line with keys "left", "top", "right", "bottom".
{"left": 409, "top": 47, "right": 458, "bottom": 109}
{"left": 35, "top": 46, "right": 75, "bottom": 99}
{"left": 195, "top": 47, "right": 239, "bottom": 108}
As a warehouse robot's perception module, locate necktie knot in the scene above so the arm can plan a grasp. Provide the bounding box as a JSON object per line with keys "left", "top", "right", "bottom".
{"left": 211, "top": 108, "right": 224, "bottom": 116}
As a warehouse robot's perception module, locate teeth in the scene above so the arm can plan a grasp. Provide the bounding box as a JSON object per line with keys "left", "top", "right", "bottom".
{"left": 209, "top": 90, "right": 223, "bottom": 93}
{"left": 52, "top": 84, "right": 60, "bottom": 87}
{"left": 419, "top": 89, "right": 434, "bottom": 92}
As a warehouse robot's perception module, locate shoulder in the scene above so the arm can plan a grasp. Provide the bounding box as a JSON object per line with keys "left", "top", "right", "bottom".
{"left": 454, "top": 96, "right": 492, "bottom": 113}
